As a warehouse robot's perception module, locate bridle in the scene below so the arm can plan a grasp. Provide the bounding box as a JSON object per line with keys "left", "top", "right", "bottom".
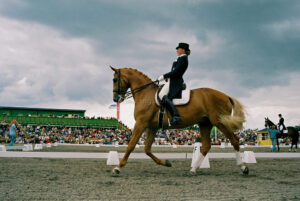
{"left": 113, "top": 69, "right": 126, "bottom": 97}
{"left": 113, "top": 69, "right": 158, "bottom": 101}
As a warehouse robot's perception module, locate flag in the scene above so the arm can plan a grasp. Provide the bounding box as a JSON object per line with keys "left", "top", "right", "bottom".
{"left": 109, "top": 104, "right": 117, "bottom": 109}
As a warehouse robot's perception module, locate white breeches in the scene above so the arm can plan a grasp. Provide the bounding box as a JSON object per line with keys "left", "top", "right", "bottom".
{"left": 158, "top": 79, "right": 170, "bottom": 100}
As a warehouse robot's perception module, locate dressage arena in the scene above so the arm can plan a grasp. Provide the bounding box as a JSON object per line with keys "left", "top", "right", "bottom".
{"left": 1, "top": 145, "right": 300, "bottom": 201}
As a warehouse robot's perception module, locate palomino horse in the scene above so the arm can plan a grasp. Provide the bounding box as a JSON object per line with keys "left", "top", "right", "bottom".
{"left": 111, "top": 67, "right": 248, "bottom": 175}
{"left": 265, "top": 117, "right": 299, "bottom": 152}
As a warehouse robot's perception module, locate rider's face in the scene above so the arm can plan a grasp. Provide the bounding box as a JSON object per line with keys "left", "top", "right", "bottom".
{"left": 176, "top": 48, "right": 185, "bottom": 56}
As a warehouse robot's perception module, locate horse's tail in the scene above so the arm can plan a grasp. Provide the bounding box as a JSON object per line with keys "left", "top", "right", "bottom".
{"left": 219, "top": 97, "right": 246, "bottom": 133}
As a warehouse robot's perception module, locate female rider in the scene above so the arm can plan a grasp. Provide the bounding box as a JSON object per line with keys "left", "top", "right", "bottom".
{"left": 157, "top": 42, "right": 190, "bottom": 125}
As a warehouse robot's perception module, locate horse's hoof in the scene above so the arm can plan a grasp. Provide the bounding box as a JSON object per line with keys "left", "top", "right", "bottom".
{"left": 243, "top": 167, "right": 249, "bottom": 175}
{"left": 190, "top": 168, "right": 196, "bottom": 174}
{"left": 165, "top": 160, "right": 172, "bottom": 167}
{"left": 189, "top": 171, "right": 197, "bottom": 176}
{"left": 112, "top": 168, "right": 120, "bottom": 176}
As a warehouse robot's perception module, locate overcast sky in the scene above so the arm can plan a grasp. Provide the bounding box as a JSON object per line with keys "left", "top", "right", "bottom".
{"left": 0, "top": 0, "right": 299, "bottom": 129}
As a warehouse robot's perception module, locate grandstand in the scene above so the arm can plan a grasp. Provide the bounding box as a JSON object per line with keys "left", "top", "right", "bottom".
{"left": 0, "top": 106, "right": 122, "bottom": 129}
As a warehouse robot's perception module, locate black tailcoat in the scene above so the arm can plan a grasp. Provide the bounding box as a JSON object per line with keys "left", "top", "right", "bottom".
{"left": 279, "top": 117, "right": 286, "bottom": 130}
{"left": 164, "top": 55, "right": 188, "bottom": 99}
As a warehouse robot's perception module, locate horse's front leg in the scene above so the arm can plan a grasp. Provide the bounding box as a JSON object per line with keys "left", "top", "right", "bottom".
{"left": 112, "top": 122, "right": 145, "bottom": 174}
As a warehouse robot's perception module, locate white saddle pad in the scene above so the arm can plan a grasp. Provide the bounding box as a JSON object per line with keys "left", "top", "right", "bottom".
{"left": 155, "top": 88, "right": 191, "bottom": 106}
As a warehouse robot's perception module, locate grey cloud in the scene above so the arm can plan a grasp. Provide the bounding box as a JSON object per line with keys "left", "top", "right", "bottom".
{"left": 0, "top": 16, "right": 113, "bottom": 107}
{"left": 1, "top": 0, "right": 300, "bottom": 100}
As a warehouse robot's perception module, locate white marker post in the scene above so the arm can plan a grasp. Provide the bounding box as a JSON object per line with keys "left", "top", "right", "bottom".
{"left": 107, "top": 151, "right": 120, "bottom": 165}
{"left": 191, "top": 142, "right": 202, "bottom": 168}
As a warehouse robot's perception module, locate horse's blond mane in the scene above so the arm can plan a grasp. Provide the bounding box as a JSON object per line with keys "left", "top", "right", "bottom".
{"left": 123, "top": 68, "right": 154, "bottom": 83}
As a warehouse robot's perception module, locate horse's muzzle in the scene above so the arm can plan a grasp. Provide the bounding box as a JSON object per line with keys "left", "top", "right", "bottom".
{"left": 113, "top": 95, "right": 125, "bottom": 103}
{"left": 113, "top": 96, "right": 119, "bottom": 103}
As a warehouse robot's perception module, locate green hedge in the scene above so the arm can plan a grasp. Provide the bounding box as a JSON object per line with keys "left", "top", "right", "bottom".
{"left": 0, "top": 116, "right": 118, "bottom": 128}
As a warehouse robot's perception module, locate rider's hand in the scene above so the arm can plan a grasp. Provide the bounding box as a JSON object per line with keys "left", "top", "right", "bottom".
{"left": 157, "top": 75, "right": 165, "bottom": 82}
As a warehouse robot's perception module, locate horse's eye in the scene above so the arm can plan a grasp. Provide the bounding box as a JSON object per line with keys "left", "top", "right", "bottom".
{"left": 113, "top": 78, "right": 117, "bottom": 83}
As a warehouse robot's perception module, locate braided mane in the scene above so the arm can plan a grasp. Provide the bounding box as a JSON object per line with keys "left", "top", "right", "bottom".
{"left": 123, "top": 68, "right": 155, "bottom": 84}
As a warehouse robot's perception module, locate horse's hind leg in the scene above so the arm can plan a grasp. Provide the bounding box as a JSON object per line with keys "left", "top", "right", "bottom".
{"left": 190, "top": 123, "right": 212, "bottom": 173}
{"left": 144, "top": 128, "right": 171, "bottom": 167}
{"left": 217, "top": 124, "right": 249, "bottom": 175}
{"left": 291, "top": 139, "right": 297, "bottom": 152}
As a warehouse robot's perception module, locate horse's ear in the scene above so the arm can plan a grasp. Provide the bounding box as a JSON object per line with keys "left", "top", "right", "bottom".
{"left": 110, "top": 66, "right": 118, "bottom": 72}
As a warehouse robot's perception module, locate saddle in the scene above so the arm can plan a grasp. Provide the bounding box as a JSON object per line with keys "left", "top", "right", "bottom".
{"left": 155, "top": 84, "right": 191, "bottom": 129}
{"left": 155, "top": 84, "right": 191, "bottom": 106}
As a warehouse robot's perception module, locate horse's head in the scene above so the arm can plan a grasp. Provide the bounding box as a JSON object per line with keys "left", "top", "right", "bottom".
{"left": 265, "top": 117, "right": 276, "bottom": 129}
{"left": 110, "top": 66, "right": 130, "bottom": 103}
{"left": 264, "top": 117, "right": 269, "bottom": 128}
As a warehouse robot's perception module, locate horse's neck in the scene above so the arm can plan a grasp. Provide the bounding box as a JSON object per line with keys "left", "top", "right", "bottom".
{"left": 129, "top": 77, "right": 149, "bottom": 91}
{"left": 268, "top": 120, "right": 275, "bottom": 127}
{"left": 128, "top": 74, "right": 155, "bottom": 101}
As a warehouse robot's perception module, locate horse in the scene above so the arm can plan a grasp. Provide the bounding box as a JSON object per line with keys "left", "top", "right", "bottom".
{"left": 110, "top": 67, "right": 248, "bottom": 175}
{"left": 265, "top": 117, "right": 299, "bottom": 152}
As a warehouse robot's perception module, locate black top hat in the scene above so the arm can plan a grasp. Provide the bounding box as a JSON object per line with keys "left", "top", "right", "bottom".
{"left": 176, "top": 43, "right": 190, "bottom": 51}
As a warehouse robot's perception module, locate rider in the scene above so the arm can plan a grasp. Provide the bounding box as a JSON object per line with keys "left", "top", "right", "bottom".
{"left": 278, "top": 114, "right": 286, "bottom": 133}
{"left": 157, "top": 42, "right": 190, "bottom": 125}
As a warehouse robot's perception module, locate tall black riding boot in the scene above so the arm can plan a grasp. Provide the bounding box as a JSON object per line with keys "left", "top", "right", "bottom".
{"left": 162, "top": 95, "right": 182, "bottom": 125}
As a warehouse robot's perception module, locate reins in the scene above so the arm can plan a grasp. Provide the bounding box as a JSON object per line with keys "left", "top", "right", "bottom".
{"left": 124, "top": 81, "right": 158, "bottom": 99}
{"left": 114, "top": 69, "right": 158, "bottom": 100}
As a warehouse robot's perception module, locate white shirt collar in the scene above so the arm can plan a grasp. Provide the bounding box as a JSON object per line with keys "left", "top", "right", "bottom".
{"left": 177, "top": 54, "right": 186, "bottom": 58}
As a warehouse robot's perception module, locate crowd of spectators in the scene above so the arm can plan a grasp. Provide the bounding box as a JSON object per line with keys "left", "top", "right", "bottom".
{"left": 235, "top": 129, "right": 257, "bottom": 145}
{"left": 0, "top": 123, "right": 260, "bottom": 146}
{"left": 155, "top": 129, "right": 258, "bottom": 145}
{"left": 0, "top": 124, "right": 131, "bottom": 145}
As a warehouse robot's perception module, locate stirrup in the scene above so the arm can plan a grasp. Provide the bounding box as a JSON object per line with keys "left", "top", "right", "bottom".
{"left": 170, "top": 116, "right": 182, "bottom": 125}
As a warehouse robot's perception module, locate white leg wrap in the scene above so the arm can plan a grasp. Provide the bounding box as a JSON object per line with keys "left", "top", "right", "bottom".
{"left": 236, "top": 151, "right": 247, "bottom": 172}
{"left": 235, "top": 151, "right": 243, "bottom": 166}
{"left": 190, "top": 145, "right": 204, "bottom": 172}
{"left": 190, "top": 155, "right": 204, "bottom": 172}
{"left": 113, "top": 167, "right": 120, "bottom": 173}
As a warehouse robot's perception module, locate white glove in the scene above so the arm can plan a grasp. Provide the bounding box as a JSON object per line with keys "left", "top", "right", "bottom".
{"left": 157, "top": 75, "right": 165, "bottom": 82}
